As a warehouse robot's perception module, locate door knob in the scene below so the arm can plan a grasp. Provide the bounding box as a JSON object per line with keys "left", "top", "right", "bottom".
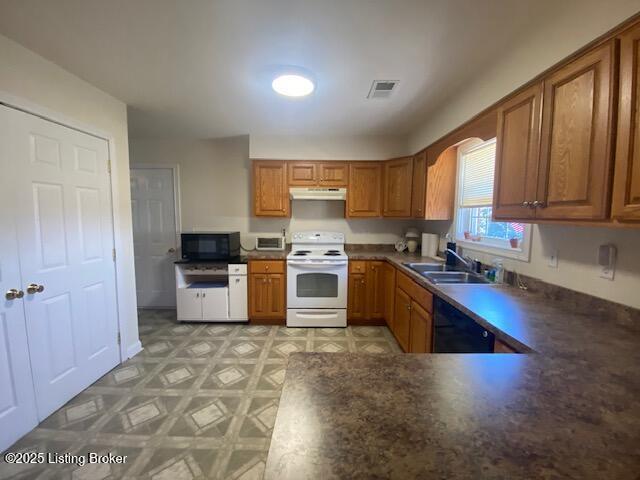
{"left": 26, "top": 283, "right": 45, "bottom": 294}
{"left": 167, "top": 247, "right": 176, "bottom": 253}
{"left": 5, "top": 289, "right": 24, "bottom": 300}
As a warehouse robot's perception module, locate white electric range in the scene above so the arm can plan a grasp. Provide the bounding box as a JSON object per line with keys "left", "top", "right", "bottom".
{"left": 286, "top": 231, "right": 348, "bottom": 327}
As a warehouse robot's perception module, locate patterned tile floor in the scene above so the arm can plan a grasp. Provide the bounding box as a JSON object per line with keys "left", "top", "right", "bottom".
{"left": 1, "top": 310, "right": 401, "bottom": 480}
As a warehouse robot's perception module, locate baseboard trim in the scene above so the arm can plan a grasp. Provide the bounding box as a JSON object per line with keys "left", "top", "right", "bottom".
{"left": 126, "top": 340, "right": 143, "bottom": 359}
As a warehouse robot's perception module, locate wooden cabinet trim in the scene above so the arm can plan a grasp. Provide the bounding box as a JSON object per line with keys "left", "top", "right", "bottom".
{"left": 253, "top": 161, "right": 289, "bottom": 217}
{"left": 536, "top": 40, "right": 617, "bottom": 220}
{"left": 383, "top": 157, "right": 414, "bottom": 217}
{"left": 411, "top": 151, "right": 427, "bottom": 218}
{"left": 318, "top": 162, "right": 349, "bottom": 186}
{"left": 613, "top": 24, "right": 640, "bottom": 221}
{"left": 409, "top": 301, "right": 433, "bottom": 353}
{"left": 493, "top": 83, "right": 543, "bottom": 220}
{"left": 393, "top": 287, "right": 411, "bottom": 352}
{"left": 347, "top": 162, "right": 383, "bottom": 217}
{"left": 425, "top": 147, "right": 457, "bottom": 220}
{"left": 287, "top": 161, "right": 318, "bottom": 186}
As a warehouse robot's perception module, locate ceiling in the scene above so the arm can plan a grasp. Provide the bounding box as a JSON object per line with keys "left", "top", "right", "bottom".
{"left": 0, "top": 0, "right": 569, "bottom": 139}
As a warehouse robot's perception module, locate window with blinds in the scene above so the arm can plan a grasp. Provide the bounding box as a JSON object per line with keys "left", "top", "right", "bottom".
{"left": 459, "top": 139, "right": 496, "bottom": 207}
{"left": 454, "top": 138, "right": 531, "bottom": 261}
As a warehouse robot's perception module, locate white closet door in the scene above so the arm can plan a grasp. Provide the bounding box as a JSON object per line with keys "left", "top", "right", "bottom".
{"left": 130, "top": 168, "right": 178, "bottom": 307}
{"left": 3, "top": 106, "right": 120, "bottom": 420}
{"left": 0, "top": 108, "right": 38, "bottom": 451}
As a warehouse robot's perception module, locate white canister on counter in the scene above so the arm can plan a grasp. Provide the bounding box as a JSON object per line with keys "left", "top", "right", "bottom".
{"left": 405, "top": 228, "right": 420, "bottom": 253}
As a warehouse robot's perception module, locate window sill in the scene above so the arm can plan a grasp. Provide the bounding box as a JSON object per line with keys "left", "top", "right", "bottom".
{"left": 455, "top": 238, "right": 531, "bottom": 262}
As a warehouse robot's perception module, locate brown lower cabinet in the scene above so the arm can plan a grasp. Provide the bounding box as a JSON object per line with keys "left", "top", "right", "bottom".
{"left": 392, "top": 272, "right": 434, "bottom": 353}
{"left": 347, "top": 260, "right": 386, "bottom": 324}
{"left": 393, "top": 288, "right": 412, "bottom": 351}
{"left": 248, "top": 261, "right": 286, "bottom": 323}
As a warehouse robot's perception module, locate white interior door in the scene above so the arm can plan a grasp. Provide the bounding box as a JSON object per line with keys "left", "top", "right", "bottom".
{"left": 2, "top": 105, "right": 120, "bottom": 421}
{"left": 0, "top": 109, "right": 38, "bottom": 451}
{"left": 131, "top": 168, "right": 178, "bottom": 308}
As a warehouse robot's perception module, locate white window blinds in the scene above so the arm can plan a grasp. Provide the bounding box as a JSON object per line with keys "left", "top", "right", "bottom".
{"left": 459, "top": 139, "right": 496, "bottom": 208}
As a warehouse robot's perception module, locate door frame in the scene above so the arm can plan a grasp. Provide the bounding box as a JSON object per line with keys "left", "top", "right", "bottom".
{"left": 0, "top": 90, "right": 132, "bottom": 361}
{"left": 130, "top": 163, "right": 182, "bottom": 308}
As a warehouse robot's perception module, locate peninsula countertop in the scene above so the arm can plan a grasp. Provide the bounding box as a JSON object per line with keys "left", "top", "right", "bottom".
{"left": 263, "top": 250, "right": 640, "bottom": 479}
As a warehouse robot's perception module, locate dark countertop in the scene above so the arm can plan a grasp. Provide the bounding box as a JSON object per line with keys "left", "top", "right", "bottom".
{"left": 245, "top": 249, "right": 289, "bottom": 260}
{"left": 264, "top": 249, "right": 640, "bottom": 479}
{"left": 266, "top": 353, "right": 640, "bottom": 480}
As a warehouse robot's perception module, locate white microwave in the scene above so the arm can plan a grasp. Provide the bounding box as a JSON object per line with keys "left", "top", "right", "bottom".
{"left": 255, "top": 236, "right": 286, "bottom": 251}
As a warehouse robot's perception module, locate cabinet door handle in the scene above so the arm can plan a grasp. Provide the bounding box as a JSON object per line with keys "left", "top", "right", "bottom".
{"left": 522, "top": 201, "right": 531, "bottom": 207}
{"left": 196, "top": 292, "right": 200, "bottom": 298}
{"left": 202, "top": 292, "right": 206, "bottom": 298}
{"left": 532, "top": 200, "right": 546, "bottom": 208}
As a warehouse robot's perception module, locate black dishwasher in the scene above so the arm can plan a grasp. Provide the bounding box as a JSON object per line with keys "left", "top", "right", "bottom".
{"left": 433, "top": 297, "right": 495, "bottom": 353}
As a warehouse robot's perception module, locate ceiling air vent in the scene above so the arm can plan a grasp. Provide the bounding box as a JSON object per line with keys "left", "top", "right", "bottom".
{"left": 367, "top": 80, "right": 399, "bottom": 99}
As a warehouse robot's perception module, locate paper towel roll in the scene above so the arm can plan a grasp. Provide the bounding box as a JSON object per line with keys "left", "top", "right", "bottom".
{"left": 421, "top": 233, "right": 439, "bottom": 258}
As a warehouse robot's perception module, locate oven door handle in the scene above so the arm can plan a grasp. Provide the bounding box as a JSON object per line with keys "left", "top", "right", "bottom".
{"left": 287, "top": 261, "right": 348, "bottom": 267}
{"left": 294, "top": 311, "right": 342, "bottom": 319}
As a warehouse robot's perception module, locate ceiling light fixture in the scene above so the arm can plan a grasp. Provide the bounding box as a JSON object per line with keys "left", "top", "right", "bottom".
{"left": 272, "top": 74, "right": 315, "bottom": 97}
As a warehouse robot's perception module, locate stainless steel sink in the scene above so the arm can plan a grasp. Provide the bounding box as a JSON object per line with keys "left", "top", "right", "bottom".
{"left": 403, "top": 262, "right": 456, "bottom": 274}
{"left": 423, "top": 271, "right": 492, "bottom": 285}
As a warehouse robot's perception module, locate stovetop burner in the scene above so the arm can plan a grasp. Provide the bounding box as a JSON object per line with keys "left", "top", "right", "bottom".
{"left": 324, "top": 251, "right": 342, "bottom": 256}
{"left": 293, "top": 250, "right": 311, "bottom": 256}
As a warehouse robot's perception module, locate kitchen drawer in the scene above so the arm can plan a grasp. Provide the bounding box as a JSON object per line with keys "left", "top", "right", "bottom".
{"left": 229, "top": 264, "right": 247, "bottom": 275}
{"left": 249, "top": 260, "right": 285, "bottom": 274}
{"left": 349, "top": 261, "right": 367, "bottom": 274}
{"left": 397, "top": 271, "right": 433, "bottom": 313}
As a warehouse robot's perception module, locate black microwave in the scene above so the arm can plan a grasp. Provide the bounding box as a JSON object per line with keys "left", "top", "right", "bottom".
{"left": 180, "top": 232, "right": 240, "bottom": 261}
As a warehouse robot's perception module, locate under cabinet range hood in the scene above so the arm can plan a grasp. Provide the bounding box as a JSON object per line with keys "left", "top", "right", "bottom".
{"left": 289, "top": 187, "right": 347, "bottom": 201}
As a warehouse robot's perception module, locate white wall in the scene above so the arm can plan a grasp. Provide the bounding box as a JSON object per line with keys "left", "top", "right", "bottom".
{"left": 0, "top": 33, "right": 140, "bottom": 355}
{"left": 408, "top": 2, "right": 640, "bottom": 310}
{"left": 409, "top": 0, "right": 640, "bottom": 152}
{"left": 250, "top": 134, "right": 409, "bottom": 160}
{"left": 130, "top": 136, "right": 421, "bottom": 246}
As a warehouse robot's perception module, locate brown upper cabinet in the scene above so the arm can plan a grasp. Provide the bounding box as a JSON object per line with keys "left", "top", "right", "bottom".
{"left": 411, "top": 150, "right": 427, "bottom": 218}
{"left": 288, "top": 162, "right": 317, "bottom": 186}
{"left": 253, "top": 160, "right": 290, "bottom": 217}
{"left": 494, "top": 83, "right": 543, "bottom": 220}
{"left": 613, "top": 24, "right": 640, "bottom": 222}
{"left": 383, "top": 156, "right": 413, "bottom": 217}
{"left": 347, "top": 162, "right": 383, "bottom": 217}
{"left": 537, "top": 41, "right": 617, "bottom": 220}
{"left": 493, "top": 40, "right": 617, "bottom": 221}
{"left": 287, "top": 161, "right": 349, "bottom": 187}
{"left": 318, "top": 162, "right": 349, "bottom": 186}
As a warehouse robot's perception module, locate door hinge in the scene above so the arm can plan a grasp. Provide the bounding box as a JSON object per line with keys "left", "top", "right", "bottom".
{"left": 117, "top": 332, "right": 121, "bottom": 345}
{"left": 112, "top": 248, "right": 116, "bottom": 262}
{"left": 107, "top": 158, "right": 112, "bottom": 174}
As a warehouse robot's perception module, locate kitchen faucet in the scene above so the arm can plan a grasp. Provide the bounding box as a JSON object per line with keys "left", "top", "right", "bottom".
{"left": 445, "top": 248, "right": 473, "bottom": 271}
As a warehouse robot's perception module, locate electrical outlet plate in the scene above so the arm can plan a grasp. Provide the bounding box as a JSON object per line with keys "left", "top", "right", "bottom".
{"left": 598, "top": 244, "right": 616, "bottom": 281}
{"left": 548, "top": 250, "right": 558, "bottom": 269}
